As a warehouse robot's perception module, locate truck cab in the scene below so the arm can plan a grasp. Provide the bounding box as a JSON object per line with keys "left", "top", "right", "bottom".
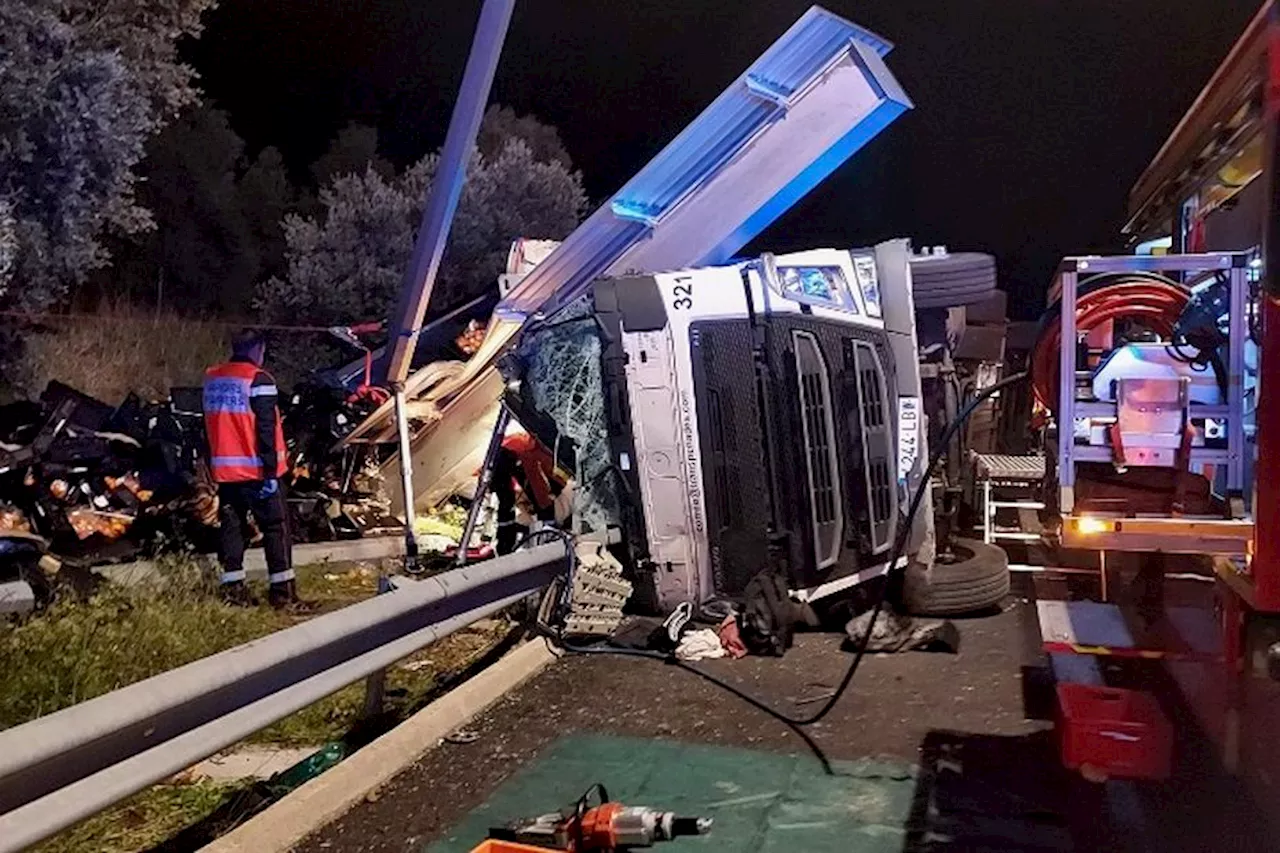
{"left": 508, "top": 240, "right": 929, "bottom": 610}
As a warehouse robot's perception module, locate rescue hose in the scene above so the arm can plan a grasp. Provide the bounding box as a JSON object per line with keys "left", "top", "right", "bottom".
{"left": 539, "top": 372, "right": 1030, "bottom": 729}
{"left": 1030, "top": 274, "right": 1188, "bottom": 415}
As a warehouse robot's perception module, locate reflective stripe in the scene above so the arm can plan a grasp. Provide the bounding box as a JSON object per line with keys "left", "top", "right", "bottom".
{"left": 268, "top": 569, "right": 296, "bottom": 584}
{"left": 205, "top": 361, "right": 288, "bottom": 482}
{"left": 220, "top": 570, "right": 247, "bottom": 583}
{"left": 211, "top": 455, "right": 263, "bottom": 469}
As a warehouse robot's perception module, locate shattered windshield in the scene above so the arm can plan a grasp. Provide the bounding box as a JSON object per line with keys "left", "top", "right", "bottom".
{"left": 516, "top": 296, "right": 622, "bottom": 535}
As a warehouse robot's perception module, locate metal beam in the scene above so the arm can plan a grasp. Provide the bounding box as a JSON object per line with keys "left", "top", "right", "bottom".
{"left": 384, "top": 0, "right": 516, "bottom": 384}
{"left": 0, "top": 543, "right": 566, "bottom": 817}
{"left": 1060, "top": 252, "right": 1243, "bottom": 275}
{"left": 393, "top": 383, "right": 421, "bottom": 570}
{"left": 0, "top": 585, "right": 540, "bottom": 853}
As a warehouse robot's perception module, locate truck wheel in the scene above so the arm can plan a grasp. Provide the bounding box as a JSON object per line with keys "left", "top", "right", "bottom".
{"left": 903, "top": 537, "right": 1010, "bottom": 616}
{"left": 909, "top": 253, "right": 998, "bottom": 309}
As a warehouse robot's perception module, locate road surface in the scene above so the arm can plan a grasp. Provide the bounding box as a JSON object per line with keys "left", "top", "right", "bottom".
{"left": 294, "top": 575, "right": 1273, "bottom": 853}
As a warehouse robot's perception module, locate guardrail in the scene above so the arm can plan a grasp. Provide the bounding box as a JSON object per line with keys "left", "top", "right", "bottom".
{"left": 0, "top": 542, "right": 568, "bottom": 853}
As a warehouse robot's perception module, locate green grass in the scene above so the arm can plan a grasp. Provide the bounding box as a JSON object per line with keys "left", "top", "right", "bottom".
{"left": 0, "top": 558, "right": 384, "bottom": 729}
{"left": 30, "top": 780, "right": 252, "bottom": 853}
{"left": 1, "top": 558, "right": 512, "bottom": 739}
{"left": 0, "top": 560, "right": 288, "bottom": 728}
{"left": 255, "top": 616, "right": 509, "bottom": 746}
{"left": 4, "top": 557, "right": 514, "bottom": 852}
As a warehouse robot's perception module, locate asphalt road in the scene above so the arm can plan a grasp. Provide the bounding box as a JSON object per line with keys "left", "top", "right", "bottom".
{"left": 297, "top": 593, "right": 1273, "bottom": 853}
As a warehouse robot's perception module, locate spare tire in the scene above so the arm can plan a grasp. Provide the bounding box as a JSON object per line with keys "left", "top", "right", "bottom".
{"left": 903, "top": 537, "right": 1010, "bottom": 616}
{"left": 910, "top": 252, "right": 998, "bottom": 309}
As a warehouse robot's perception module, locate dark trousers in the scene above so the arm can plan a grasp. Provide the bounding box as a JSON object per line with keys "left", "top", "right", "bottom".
{"left": 493, "top": 447, "right": 558, "bottom": 554}
{"left": 217, "top": 482, "right": 293, "bottom": 584}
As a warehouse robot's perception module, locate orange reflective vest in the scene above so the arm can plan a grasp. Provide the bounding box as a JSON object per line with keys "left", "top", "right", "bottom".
{"left": 203, "top": 361, "right": 288, "bottom": 483}
{"left": 501, "top": 432, "right": 564, "bottom": 510}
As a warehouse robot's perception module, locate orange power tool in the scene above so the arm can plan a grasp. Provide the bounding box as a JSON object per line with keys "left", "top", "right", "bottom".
{"left": 487, "top": 785, "right": 712, "bottom": 852}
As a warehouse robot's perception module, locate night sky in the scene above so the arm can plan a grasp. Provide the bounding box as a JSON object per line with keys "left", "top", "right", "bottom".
{"left": 189, "top": 0, "right": 1263, "bottom": 317}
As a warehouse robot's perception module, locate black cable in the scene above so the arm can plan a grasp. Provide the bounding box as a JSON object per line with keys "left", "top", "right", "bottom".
{"left": 515, "top": 526, "right": 579, "bottom": 620}
{"left": 572, "top": 783, "right": 608, "bottom": 850}
{"left": 545, "top": 372, "right": 1030, "bottom": 729}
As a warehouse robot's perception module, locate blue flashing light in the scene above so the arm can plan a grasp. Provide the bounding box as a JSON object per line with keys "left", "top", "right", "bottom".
{"left": 702, "top": 40, "right": 911, "bottom": 265}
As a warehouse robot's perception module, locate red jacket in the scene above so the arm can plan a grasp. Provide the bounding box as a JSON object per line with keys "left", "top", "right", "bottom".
{"left": 502, "top": 432, "right": 563, "bottom": 509}
{"left": 203, "top": 360, "right": 288, "bottom": 483}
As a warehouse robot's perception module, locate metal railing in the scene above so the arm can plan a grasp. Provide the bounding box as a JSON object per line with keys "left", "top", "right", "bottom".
{"left": 0, "top": 543, "right": 568, "bottom": 853}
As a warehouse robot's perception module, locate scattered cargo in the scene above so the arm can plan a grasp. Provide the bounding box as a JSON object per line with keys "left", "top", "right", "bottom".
{"left": 0, "top": 375, "right": 413, "bottom": 612}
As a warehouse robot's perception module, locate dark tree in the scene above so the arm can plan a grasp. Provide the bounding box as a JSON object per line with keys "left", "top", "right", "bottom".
{"left": 237, "top": 146, "right": 296, "bottom": 285}
{"left": 259, "top": 133, "right": 588, "bottom": 376}
{"left": 477, "top": 105, "right": 573, "bottom": 167}
{"left": 0, "top": 0, "right": 217, "bottom": 311}
{"left": 133, "top": 106, "right": 258, "bottom": 314}
{"left": 310, "top": 122, "right": 393, "bottom": 187}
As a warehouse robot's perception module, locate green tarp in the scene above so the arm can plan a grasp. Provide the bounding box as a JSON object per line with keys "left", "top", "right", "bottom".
{"left": 427, "top": 735, "right": 919, "bottom": 853}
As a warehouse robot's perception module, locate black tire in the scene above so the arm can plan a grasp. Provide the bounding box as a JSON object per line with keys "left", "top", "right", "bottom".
{"left": 910, "top": 253, "right": 998, "bottom": 309}
{"left": 908, "top": 253, "right": 995, "bottom": 276}
{"left": 903, "top": 537, "right": 1010, "bottom": 616}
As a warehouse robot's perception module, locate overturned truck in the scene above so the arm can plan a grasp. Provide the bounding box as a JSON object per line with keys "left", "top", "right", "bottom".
{"left": 351, "top": 6, "right": 1011, "bottom": 616}
{"left": 510, "top": 243, "right": 925, "bottom": 611}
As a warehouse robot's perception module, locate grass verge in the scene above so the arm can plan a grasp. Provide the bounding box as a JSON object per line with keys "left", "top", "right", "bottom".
{"left": 5, "top": 558, "right": 517, "bottom": 852}
{"left": 30, "top": 781, "right": 252, "bottom": 853}
{"left": 0, "top": 558, "right": 503, "bottom": 741}
{"left": 0, "top": 560, "right": 287, "bottom": 728}
{"left": 14, "top": 302, "right": 231, "bottom": 404}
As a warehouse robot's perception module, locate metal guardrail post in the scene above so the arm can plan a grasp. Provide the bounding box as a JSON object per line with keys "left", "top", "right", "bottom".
{"left": 361, "top": 572, "right": 396, "bottom": 721}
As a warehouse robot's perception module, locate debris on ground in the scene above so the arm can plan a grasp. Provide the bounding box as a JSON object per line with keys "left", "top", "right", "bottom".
{"left": 675, "top": 628, "right": 728, "bottom": 661}
{"left": 561, "top": 541, "right": 632, "bottom": 638}
{"left": 413, "top": 504, "right": 467, "bottom": 544}
{"left": 443, "top": 729, "right": 481, "bottom": 745}
{"left": 0, "top": 378, "right": 407, "bottom": 581}
{"left": 843, "top": 607, "right": 961, "bottom": 654}
{"left": 717, "top": 614, "right": 748, "bottom": 659}
{"left": 188, "top": 746, "right": 323, "bottom": 782}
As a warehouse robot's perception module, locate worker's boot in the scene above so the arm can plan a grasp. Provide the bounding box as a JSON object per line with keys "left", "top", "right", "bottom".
{"left": 268, "top": 579, "right": 319, "bottom": 614}
{"left": 220, "top": 580, "right": 259, "bottom": 607}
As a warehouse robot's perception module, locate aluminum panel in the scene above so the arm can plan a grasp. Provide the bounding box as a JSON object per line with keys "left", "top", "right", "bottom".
{"left": 499, "top": 5, "right": 910, "bottom": 320}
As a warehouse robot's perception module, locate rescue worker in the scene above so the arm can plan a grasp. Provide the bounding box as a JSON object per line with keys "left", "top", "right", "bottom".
{"left": 492, "top": 431, "right": 572, "bottom": 554}
{"left": 203, "top": 331, "right": 312, "bottom": 610}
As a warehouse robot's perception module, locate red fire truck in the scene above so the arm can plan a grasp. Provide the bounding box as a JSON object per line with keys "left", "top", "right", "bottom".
{"left": 1038, "top": 0, "right": 1280, "bottom": 809}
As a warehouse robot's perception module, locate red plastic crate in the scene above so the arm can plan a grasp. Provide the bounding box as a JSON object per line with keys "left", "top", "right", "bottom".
{"left": 1056, "top": 684, "right": 1173, "bottom": 781}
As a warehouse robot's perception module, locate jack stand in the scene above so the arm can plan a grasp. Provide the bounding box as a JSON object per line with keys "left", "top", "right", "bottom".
{"left": 392, "top": 382, "right": 421, "bottom": 574}
{"left": 457, "top": 403, "right": 512, "bottom": 566}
